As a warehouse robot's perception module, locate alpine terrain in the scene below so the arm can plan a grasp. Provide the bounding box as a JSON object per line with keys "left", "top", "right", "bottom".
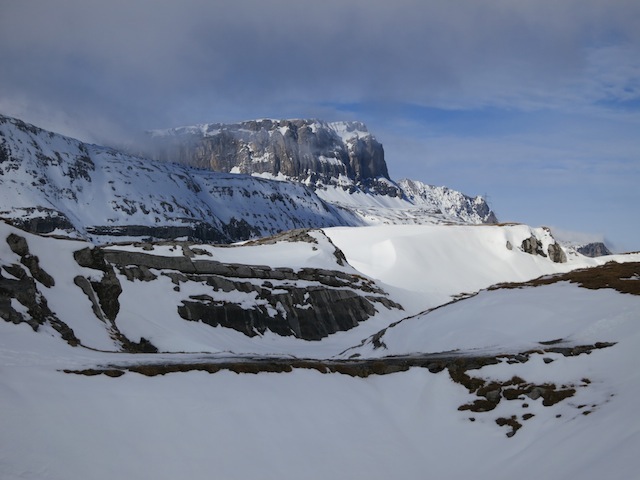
{"left": 1, "top": 113, "right": 639, "bottom": 480}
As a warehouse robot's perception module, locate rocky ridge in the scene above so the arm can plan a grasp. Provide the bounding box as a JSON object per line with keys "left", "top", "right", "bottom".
{"left": 398, "top": 178, "right": 498, "bottom": 224}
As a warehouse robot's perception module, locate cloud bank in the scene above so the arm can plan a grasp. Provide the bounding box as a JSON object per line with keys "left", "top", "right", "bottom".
{"left": 1, "top": 0, "right": 638, "bottom": 137}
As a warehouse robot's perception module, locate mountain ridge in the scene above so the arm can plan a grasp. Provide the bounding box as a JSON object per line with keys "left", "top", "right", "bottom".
{"left": 0, "top": 113, "right": 497, "bottom": 243}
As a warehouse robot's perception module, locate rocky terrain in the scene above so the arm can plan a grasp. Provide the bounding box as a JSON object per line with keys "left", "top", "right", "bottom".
{"left": 0, "top": 223, "right": 406, "bottom": 351}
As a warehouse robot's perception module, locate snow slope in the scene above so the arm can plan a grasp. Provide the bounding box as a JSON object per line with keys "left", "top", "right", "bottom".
{"left": 325, "top": 223, "right": 615, "bottom": 312}
{"left": 3, "top": 219, "right": 626, "bottom": 358}
{"left": 2, "top": 114, "right": 640, "bottom": 479}
{"left": 1, "top": 218, "right": 640, "bottom": 479}
{"left": 1, "top": 277, "right": 639, "bottom": 480}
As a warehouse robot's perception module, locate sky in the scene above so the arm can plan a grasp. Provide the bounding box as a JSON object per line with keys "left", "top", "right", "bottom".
{"left": 1, "top": 0, "right": 639, "bottom": 251}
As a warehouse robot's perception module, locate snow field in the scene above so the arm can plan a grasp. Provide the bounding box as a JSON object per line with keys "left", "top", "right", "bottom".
{"left": 2, "top": 219, "right": 640, "bottom": 479}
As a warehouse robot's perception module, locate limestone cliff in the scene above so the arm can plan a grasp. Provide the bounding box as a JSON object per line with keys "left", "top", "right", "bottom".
{"left": 148, "top": 119, "right": 391, "bottom": 189}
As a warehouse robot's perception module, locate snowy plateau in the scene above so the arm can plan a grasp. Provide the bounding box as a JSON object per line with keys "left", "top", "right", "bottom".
{"left": 1, "top": 113, "right": 640, "bottom": 480}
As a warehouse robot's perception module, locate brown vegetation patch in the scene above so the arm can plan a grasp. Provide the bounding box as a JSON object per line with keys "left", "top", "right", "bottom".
{"left": 496, "top": 416, "right": 522, "bottom": 437}
{"left": 491, "top": 262, "right": 640, "bottom": 295}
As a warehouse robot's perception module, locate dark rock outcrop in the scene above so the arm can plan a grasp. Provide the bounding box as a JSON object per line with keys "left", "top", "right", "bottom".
{"left": 521, "top": 236, "right": 546, "bottom": 257}
{"left": 101, "top": 243, "right": 402, "bottom": 341}
{"left": 547, "top": 242, "right": 567, "bottom": 263}
{"left": 1, "top": 208, "right": 76, "bottom": 235}
{"left": 0, "top": 240, "right": 78, "bottom": 345}
{"left": 6, "top": 233, "right": 55, "bottom": 287}
{"left": 577, "top": 242, "right": 612, "bottom": 257}
{"left": 85, "top": 223, "right": 228, "bottom": 244}
{"left": 73, "top": 247, "right": 122, "bottom": 322}
{"left": 520, "top": 235, "right": 566, "bottom": 263}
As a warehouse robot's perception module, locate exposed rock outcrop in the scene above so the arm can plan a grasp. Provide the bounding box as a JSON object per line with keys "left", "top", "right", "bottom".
{"left": 1, "top": 235, "right": 78, "bottom": 345}
{"left": 521, "top": 236, "right": 547, "bottom": 257}
{"left": 547, "top": 242, "right": 568, "bottom": 263}
{"left": 520, "top": 234, "right": 567, "bottom": 263}
{"left": 148, "top": 119, "right": 392, "bottom": 190}
{"left": 577, "top": 242, "right": 612, "bottom": 257}
{"left": 73, "top": 247, "right": 122, "bottom": 322}
{"left": 6, "top": 233, "right": 55, "bottom": 287}
{"left": 101, "top": 244, "right": 402, "bottom": 341}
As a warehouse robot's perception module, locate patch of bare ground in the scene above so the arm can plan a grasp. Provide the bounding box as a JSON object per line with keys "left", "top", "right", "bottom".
{"left": 63, "top": 343, "right": 613, "bottom": 381}
{"left": 490, "top": 261, "right": 640, "bottom": 296}
{"left": 452, "top": 343, "right": 618, "bottom": 437}
{"left": 496, "top": 416, "right": 522, "bottom": 437}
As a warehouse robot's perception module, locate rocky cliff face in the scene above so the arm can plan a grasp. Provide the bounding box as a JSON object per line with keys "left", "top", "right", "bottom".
{"left": 146, "top": 118, "right": 498, "bottom": 223}
{"left": 0, "top": 224, "right": 401, "bottom": 347}
{"left": 148, "top": 119, "right": 392, "bottom": 190}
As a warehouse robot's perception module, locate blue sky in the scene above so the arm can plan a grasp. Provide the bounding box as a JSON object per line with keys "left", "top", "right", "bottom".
{"left": 1, "top": 0, "right": 639, "bottom": 250}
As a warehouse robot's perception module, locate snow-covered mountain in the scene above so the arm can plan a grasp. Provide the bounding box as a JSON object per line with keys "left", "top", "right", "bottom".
{"left": 0, "top": 114, "right": 495, "bottom": 243}
{"left": 398, "top": 178, "right": 497, "bottom": 224}
{"left": 0, "top": 114, "right": 361, "bottom": 243}
{"left": 3, "top": 112, "right": 639, "bottom": 480}
{"left": 146, "top": 117, "right": 496, "bottom": 224}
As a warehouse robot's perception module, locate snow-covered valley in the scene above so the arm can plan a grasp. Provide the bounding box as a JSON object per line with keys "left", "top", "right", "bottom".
{"left": 1, "top": 114, "right": 639, "bottom": 480}
{"left": 1, "top": 217, "right": 639, "bottom": 480}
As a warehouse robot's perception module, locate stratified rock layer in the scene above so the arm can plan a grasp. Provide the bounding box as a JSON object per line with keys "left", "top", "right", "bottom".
{"left": 148, "top": 119, "right": 390, "bottom": 187}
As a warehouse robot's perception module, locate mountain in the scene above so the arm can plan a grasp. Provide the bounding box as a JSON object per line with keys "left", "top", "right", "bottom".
{"left": 0, "top": 114, "right": 359, "bottom": 243}
{"left": 0, "top": 114, "right": 496, "bottom": 243}
{"left": 4, "top": 112, "right": 639, "bottom": 480}
{"left": 147, "top": 119, "right": 392, "bottom": 191}
{"left": 146, "top": 117, "right": 497, "bottom": 224}
{"left": 397, "top": 178, "right": 498, "bottom": 224}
